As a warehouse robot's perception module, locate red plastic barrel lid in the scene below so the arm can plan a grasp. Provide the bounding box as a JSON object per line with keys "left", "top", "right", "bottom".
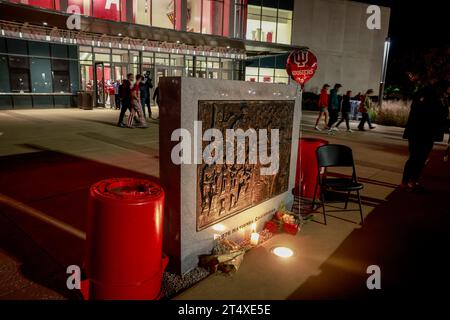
{"left": 90, "top": 178, "right": 163, "bottom": 203}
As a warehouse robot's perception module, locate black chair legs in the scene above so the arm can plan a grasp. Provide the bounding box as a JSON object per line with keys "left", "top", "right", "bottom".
{"left": 344, "top": 191, "right": 351, "bottom": 209}
{"left": 320, "top": 191, "right": 327, "bottom": 225}
{"left": 357, "top": 190, "right": 364, "bottom": 225}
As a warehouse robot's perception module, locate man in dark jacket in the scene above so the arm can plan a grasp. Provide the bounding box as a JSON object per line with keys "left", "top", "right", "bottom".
{"left": 327, "top": 83, "right": 342, "bottom": 131}
{"left": 336, "top": 90, "right": 353, "bottom": 131}
{"left": 117, "top": 73, "right": 134, "bottom": 127}
{"left": 401, "top": 80, "right": 450, "bottom": 191}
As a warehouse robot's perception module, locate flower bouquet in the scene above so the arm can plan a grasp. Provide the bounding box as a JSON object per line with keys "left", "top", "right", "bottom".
{"left": 264, "top": 202, "right": 303, "bottom": 235}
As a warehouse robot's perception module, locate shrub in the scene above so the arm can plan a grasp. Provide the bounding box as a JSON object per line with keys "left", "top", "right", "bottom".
{"left": 371, "top": 100, "right": 411, "bottom": 127}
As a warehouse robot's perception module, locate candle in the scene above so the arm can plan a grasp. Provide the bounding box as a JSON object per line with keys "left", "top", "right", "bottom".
{"left": 250, "top": 232, "right": 260, "bottom": 246}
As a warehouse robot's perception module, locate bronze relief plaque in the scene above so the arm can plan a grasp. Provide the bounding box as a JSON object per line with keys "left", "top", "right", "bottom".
{"left": 197, "top": 100, "right": 295, "bottom": 231}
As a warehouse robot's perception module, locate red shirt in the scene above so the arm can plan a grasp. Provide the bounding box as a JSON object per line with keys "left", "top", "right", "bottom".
{"left": 318, "top": 89, "right": 329, "bottom": 108}
{"left": 131, "top": 83, "right": 140, "bottom": 99}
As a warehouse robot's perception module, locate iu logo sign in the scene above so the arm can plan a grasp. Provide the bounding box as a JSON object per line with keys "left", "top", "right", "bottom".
{"left": 286, "top": 50, "right": 318, "bottom": 88}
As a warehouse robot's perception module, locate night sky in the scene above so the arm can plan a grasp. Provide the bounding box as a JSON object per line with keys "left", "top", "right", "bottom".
{"left": 352, "top": 0, "right": 449, "bottom": 89}
{"left": 353, "top": 0, "right": 450, "bottom": 50}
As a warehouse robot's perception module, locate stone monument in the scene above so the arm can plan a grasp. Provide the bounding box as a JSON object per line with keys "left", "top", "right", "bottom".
{"left": 159, "top": 77, "right": 301, "bottom": 274}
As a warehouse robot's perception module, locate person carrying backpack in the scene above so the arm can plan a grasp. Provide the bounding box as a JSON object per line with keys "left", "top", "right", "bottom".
{"left": 358, "top": 89, "right": 376, "bottom": 131}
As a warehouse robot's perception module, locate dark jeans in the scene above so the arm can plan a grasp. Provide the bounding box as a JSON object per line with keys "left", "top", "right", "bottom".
{"left": 358, "top": 112, "right": 373, "bottom": 129}
{"left": 115, "top": 94, "right": 121, "bottom": 109}
{"left": 141, "top": 95, "right": 152, "bottom": 118}
{"left": 336, "top": 112, "right": 350, "bottom": 130}
{"left": 118, "top": 101, "right": 130, "bottom": 125}
{"left": 328, "top": 109, "right": 339, "bottom": 128}
{"left": 402, "top": 138, "right": 434, "bottom": 183}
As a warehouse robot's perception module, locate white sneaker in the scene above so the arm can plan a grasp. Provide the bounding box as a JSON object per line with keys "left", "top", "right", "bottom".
{"left": 347, "top": 129, "right": 353, "bottom": 133}
{"left": 332, "top": 127, "right": 339, "bottom": 132}
{"left": 315, "top": 126, "right": 322, "bottom": 131}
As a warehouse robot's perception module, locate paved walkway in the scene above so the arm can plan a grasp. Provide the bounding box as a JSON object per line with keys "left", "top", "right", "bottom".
{"left": 0, "top": 109, "right": 448, "bottom": 299}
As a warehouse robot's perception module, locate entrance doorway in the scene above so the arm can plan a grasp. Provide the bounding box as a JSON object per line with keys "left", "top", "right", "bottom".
{"left": 94, "top": 62, "right": 105, "bottom": 107}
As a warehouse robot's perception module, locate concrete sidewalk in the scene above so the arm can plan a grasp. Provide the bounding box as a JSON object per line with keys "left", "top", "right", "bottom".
{"left": 0, "top": 109, "right": 448, "bottom": 299}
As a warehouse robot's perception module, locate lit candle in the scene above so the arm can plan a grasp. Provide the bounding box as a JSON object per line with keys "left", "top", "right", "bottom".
{"left": 250, "top": 232, "right": 260, "bottom": 246}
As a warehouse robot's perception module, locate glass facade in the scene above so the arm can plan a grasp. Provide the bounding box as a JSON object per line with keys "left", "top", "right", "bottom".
{"left": 246, "top": 0, "right": 293, "bottom": 44}
{"left": 2, "top": 0, "right": 296, "bottom": 107}
{"left": 245, "top": 54, "right": 289, "bottom": 84}
{"left": 0, "top": 38, "right": 79, "bottom": 109}
{"left": 77, "top": 45, "right": 242, "bottom": 107}
{"left": 7, "top": 0, "right": 293, "bottom": 43}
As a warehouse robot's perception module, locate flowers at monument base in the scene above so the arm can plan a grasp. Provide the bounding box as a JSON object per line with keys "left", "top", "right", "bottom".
{"left": 198, "top": 230, "right": 273, "bottom": 276}
{"left": 263, "top": 202, "right": 303, "bottom": 235}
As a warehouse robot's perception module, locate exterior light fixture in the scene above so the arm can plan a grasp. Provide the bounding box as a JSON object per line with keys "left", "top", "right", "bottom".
{"left": 43, "top": 22, "right": 48, "bottom": 26}
{"left": 118, "top": 33, "right": 122, "bottom": 36}
{"left": 271, "top": 247, "right": 294, "bottom": 258}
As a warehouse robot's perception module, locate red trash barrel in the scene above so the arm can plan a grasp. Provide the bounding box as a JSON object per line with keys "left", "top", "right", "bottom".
{"left": 86, "top": 178, "right": 167, "bottom": 300}
{"left": 295, "top": 137, "right": 329, "bottom": 199}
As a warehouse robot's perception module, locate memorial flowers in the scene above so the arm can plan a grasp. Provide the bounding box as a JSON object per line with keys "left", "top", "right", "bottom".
{"left": 264, "top": 203, "right": 303, "bottom": 235}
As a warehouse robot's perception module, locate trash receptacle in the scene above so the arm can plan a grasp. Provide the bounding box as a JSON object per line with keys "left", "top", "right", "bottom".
{"left": 294, "top": 137, "right": 329, "bottom": 199}
{"left": 86, "top": 178, "right": 167, "bottom": 300}
{"left": 77, "top": 91, "right": 84, "bottom": 109}
{"left": 84, "top": 91, "right": 94, "bottom": 110}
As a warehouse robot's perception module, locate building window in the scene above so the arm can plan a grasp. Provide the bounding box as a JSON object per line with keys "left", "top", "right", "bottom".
{"left": 245, "top": 54, "right": 289, "bottom": 84}
{"left": 135, "top": 0, "right": 151, "bottom": 26}
{"left": 187, "top": 0, "right": 227, "bottom": 36}
{"left": 234, "top": 0, "right": 247, "bottom": 39}
{"left": 9, "top": 56, "right": 31, "bottom": 92}
{"left": 30, "top": 58, "right": 53, "bottom": 93}
{"left": 195, "top": 56, "right": 207, "bottom": 78}
{"left": 9, "top": 0, "right": 55, "bottom": 9}
{"left": 92, "top": 0, "right": 126, "bottom": 22}
{"left": 0, "top": 55, "right": 11, "bottom": 93}
{"left": 153, "top": 0, "right": 177, "bottom": 29}
{"left": 67, "top": 0, "right": 91, "bottom": 15}
{"left": 245, "top": 0, "right": 293, "bottom": 44}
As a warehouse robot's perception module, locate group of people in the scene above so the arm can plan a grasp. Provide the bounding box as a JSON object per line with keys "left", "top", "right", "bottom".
{"left": 314, "top": 80, "right": 450, "bottom": 192}
{"left": 314, "top": 83, "right": 376, "bottom": 133}
{"left": 116, "top": 72, "right": 160, "bottom": 129}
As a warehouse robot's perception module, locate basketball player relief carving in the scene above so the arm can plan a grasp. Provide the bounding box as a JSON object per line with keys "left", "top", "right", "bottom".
{"left": 286, "top": 49, "right": 318, "bottom": 88}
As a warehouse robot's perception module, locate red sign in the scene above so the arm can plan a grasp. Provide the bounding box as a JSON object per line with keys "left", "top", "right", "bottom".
{"left": 286, "top": 50, "right": 318, "bottom": 87}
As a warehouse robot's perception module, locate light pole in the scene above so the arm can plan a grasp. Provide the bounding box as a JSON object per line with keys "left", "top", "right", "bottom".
{"left": 378, "top": 37, "right": 391, "bottom": 109}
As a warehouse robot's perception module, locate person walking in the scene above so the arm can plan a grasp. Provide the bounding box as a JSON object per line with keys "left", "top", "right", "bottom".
{"left": 401, "top": 80, "right": 449, "bottom": 191}
{"left": 117, "top": 73, "right": 133, "bottom": 128}
{"left": 114, "top": 80, "right": 121, "bottom": 110}
{"left": 127, "top": 74, "right": 148, "bottom": 128}
{"left": 358, "top": 89, "right": 376, "bottom": 131}
{"left": 327, "top": 83, "right": 342, "bottom": 131}
{"left": 336, "top": 90, "right": 353, "bottom": 132}
{"left": 315, "top": 84, "right": 330, "bottom": 131}
{"left": 140, "top": 71, "right": 152, "bottom": 118}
